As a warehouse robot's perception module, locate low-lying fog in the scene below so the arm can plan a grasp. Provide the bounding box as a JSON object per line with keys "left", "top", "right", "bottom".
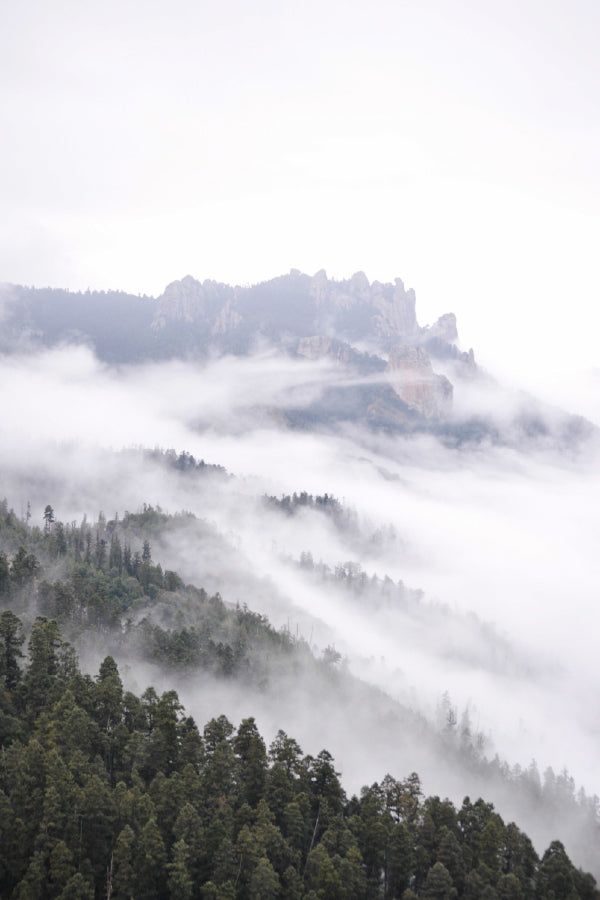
{"left": 3, "top": 343, "right": 600, "bottom": 852}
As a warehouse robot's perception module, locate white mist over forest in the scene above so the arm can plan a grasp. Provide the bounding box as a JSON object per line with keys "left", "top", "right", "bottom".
{"left": 3, "top": 339, "right": 600, "bottom": 820}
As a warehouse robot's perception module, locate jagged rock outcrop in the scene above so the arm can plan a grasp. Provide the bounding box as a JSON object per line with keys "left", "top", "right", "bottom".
{"left": 149, "top": 270, "right": 462, "bottom": 422}
{"left": 152, "top": 269, "right": 452, "bottom": 353}
{"left": 5, "top": 274, "right": 596, "bottom": 447}
{"left": 387, "top": 345, "right": 453, "bottom": 419}
{"left": 308, "top": 270, "right": 418, "bottom": 341}
{"left": 151, "top": 275, "right": 234, "bottom": 331}
{"left": 212, "top": 298, "right": 243, "bottom": 335}
{"left": 373, "top": 277, "right": 418, "bottom": 338}
{"left": 422, "top": 312, "right": 458, "bottom": 344}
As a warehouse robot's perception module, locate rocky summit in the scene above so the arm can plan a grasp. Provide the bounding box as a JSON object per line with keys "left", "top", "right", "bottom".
{"left": 152, "top": 268, "right": 453, "bottom": 351}
{"left": 1, "top": 268, "right": 594, "bottom": 446}
{"left": 3, "top": 269, "right": 470, "bottom": 424}
{"left": 149, "top": 269, "right": 469, "bottom": 420}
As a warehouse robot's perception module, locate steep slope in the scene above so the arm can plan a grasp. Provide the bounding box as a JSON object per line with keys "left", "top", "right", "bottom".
{"left": 2, "top": 618, "right": 597, "bottom": 898}
{"left": 1, "top": 448, "right": 600, "bottom": 878}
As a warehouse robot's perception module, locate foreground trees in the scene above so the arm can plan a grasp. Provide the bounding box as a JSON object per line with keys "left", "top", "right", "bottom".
{"left": 0, "top": 614, "right": 597, "bottom": 899}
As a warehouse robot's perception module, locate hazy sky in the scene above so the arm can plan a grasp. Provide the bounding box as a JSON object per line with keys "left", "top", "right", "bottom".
{"left": 2, "top": 0, "right": 599, "bottom": 393}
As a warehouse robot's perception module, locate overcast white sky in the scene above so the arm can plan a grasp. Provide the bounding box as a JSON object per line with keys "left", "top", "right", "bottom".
{"left": 2, "top": 0, "right": 599, "bottom": 403}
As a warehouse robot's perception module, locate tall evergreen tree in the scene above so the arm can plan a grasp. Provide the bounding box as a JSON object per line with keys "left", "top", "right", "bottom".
{"left": 0, "top": 609, "right": 25, "bottom": 690}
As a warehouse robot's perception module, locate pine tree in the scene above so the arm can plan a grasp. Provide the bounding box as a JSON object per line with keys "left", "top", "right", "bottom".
{"left": 0, "top": 609, "right": 25, "bottom": 690}
{"left": 0, "top": 550, "right": 10, "bottom": 594}
{"left": 234, "top": 717, "right": 268, "bottom": 808}
{"left": 109, "top": 535, "right": 123, "bottom": 573}
{"left": 248, "top": 857, "right": 280, "bottom": 899}
{"left": 9, "top": 546, "right": 39, "bottom": 587}
{"left": 48, "top": 840, "right": 76, "bottom": 895}
{"left": 43, "top": 504, "right": 55, "bottom": 534}
{"left": 110, "top": 825, "right": 136, "bottom": 900}
{"left": 422, "top": 861, "right": 457, "bottom": 900}
{"left": 21, "top": 617, "right": 63, "bottom": 719}
{"left": 57, "top": 872, "right": 95, "bottom": 899}
{"left": 134, "top": 817, "right": 167, "bottom": 899}
{"left": 167, "top": 839, "right": 194, "bottom": 900}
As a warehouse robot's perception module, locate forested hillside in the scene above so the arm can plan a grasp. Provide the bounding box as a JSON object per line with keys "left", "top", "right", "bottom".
{"left": 1, "top": 485, "right": 600, "bottom": 896}
{"left": 1, "top": 610, "right": 598, "bottom": 899}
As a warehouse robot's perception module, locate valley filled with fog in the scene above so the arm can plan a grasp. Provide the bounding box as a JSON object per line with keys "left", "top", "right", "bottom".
{"left": 2, "top": 330, "right": 599, "bottom": 873}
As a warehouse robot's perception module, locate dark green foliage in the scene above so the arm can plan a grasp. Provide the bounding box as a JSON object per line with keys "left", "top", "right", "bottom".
{"left": 0, "top": 499, "right": 598, "bottom": 895}
{"left": 0, "top": 614, "right": 596, "bottom": 899}
{"left": 264, "top": 490, "right": 344, "bottom": 518}
{"left": 422, "top": 861, "right": 458, "bottom": 899}
{"left": 0, "top": 609, "right": 25, "bottom": 691}
{"left": 234, "top": 717, "right": 268, "bottom": 808}
{"left": 0, "top": 500, "right": 307, "bottom": 688}
{"left": 9, "top": 545, "right": 40, "bottom": 588}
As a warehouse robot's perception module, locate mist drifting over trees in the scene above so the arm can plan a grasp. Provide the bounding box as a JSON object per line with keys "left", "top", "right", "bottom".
{"left": 1, "top": 270, "right": 600, "bottom": 896}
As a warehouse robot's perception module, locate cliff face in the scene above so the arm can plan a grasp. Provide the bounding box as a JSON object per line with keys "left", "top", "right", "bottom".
{"left": 6, "top": 270, "right": 470, "bottom": 427}
{"left": 5, "top": 273, "right": 594, "bottom": 447}
{"left": 152, "top": 270, "right": 425, "bottom": 347}
{"left": 308, "top": 270, "right": 418, "bottom": 341}
{"left": 150, "top": 269, "right": 465, "bottom": 422}
{"left": 151, "top": 276, "right": 236, "bottom": 331}
{"left": 422, "top": 312, "right": 458, "bottom": 344}
{"left": 387, "top": 345, "right": 453, "bottom": 419}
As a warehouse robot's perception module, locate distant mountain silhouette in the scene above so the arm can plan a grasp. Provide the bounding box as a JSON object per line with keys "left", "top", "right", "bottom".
{"left": 1, "top": 271, "right": 593, "bottom": 447}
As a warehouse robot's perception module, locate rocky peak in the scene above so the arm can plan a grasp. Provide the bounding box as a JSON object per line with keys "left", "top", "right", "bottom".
{"left": 151, "top": 271, "right": 461, "bottom": 384}
{"left": 423, "top": 312, "right": 458, "bottom": 344}
{"left": 387, "top": 344, "right": 453, "bottom": 419}
{"left": 349, "top": 270, "right": 371, "bottom": 299}
{"left": 309, "top": 269, "right": 329, "bottom": 307}
{"left": 307, "top": 270, "right": 419, "bottom": 340}
{"left": 376, "top": 278, "right": 418, "bottom": 339}
{"left": 152, "top": 276, "right": 233, "bottom": 331}
{"left": 154, "top": 275, "right": 203, "bottom": 325}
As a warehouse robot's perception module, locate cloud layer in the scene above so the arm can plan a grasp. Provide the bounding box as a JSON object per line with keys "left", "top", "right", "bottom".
{"left": 3, "top": 342, "right": 599, "bottom": 814}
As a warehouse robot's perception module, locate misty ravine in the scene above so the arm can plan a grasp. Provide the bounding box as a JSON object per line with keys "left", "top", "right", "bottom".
{"left": 1, "top": 270, "right": 600, "bottom": 897}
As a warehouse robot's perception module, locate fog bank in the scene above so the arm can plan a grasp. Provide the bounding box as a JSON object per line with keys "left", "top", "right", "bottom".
{"left": 2, "top": 342, "right": 600, "bottom": 870}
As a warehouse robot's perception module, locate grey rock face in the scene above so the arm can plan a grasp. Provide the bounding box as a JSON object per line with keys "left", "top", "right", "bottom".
{"left": 387, "top": 344, "right": 453, "bottom": 419}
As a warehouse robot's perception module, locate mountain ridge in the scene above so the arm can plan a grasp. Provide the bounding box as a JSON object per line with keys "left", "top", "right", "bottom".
{"left": 1, "top": 270, "right": 595, "bottom": 448}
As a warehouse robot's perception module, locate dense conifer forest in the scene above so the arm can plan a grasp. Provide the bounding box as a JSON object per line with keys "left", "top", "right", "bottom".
{"left": 1, "top": 610, "right": 598, "bottom": 899}
{"left": 1, "top": 487, "right": 599, "bottom": 898}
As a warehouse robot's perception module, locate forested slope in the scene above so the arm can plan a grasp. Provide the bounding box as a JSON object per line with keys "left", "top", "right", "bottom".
{"left": 0, "top": 611, "right": 598, "bottom": 899}
{"left": 1, "top": 487, "right": 600, "bottom": 895}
